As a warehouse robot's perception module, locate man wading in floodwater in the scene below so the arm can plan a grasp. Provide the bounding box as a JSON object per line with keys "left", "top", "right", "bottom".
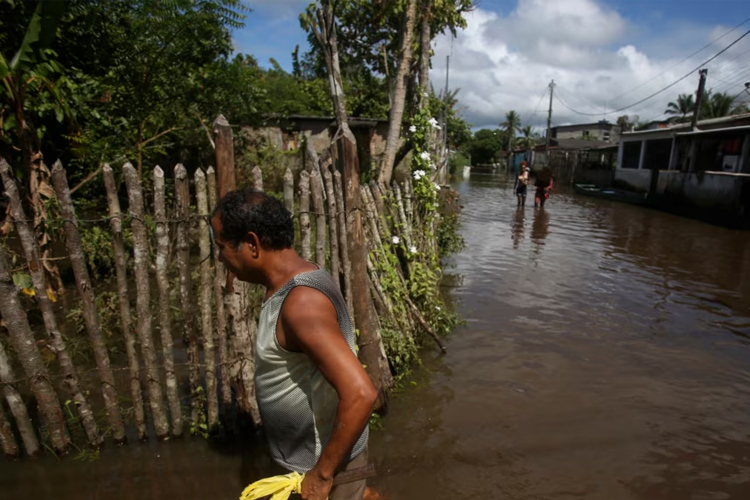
{"left": 211, "top": 188, "right": 377, "bottom": 500}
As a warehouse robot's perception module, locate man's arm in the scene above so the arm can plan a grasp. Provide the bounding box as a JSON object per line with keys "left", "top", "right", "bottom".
{"left": 280, "top": 286, "right": 378, "bottom": 500}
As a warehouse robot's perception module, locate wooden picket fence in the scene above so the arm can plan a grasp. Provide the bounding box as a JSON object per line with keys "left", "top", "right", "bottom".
{"left": 0, "top": 145, "right": 444, "bottom": 458}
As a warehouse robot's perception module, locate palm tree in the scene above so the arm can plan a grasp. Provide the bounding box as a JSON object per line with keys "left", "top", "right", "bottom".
{"left": 501, "top": 110, "right": 522, "bottom": 150}
{"left": 700, "top": 89, "right": 748, "bottom": 119}
{"left": 518, "top": 125, "right": 539, "bottom": 151}
{"left": 665, "top": 93, "right": 695, "bottom": 122}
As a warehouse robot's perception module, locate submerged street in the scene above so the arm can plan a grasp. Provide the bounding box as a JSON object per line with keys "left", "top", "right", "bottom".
{"left": 4, "top": 172, "right": 750, "bottom": 499}
{"left": 369, "top": 172, "right": 750, "bottom": 499}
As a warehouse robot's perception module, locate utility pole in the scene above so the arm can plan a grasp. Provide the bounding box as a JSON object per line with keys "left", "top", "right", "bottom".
{"left": 691, "top": 69, "right": 708, "bottom": 130}
{"left": 545, "top": 79, "right": 555, "bottom": 162}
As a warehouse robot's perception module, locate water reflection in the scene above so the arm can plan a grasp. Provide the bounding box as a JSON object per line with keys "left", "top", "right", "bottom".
{"left": 511, "top": 207, "right": 526, "bottom": 250}
{"left": 370, "top": 173, "right": 750, "bottom": 499}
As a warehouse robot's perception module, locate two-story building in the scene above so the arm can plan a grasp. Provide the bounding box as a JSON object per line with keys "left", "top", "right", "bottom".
{"left": 551, "top": 120, "right": 621, "bottom": 144}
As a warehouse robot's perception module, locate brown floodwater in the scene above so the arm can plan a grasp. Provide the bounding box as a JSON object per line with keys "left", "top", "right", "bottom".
{"left": 3, "top": 172, "right": 750, "bottom": 499}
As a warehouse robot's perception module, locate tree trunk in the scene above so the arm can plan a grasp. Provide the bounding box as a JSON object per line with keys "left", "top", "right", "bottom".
{"left": 153, "top": 166, "right": 183, "bottom": 438}
{"left": 1, "top": 159, "right": 101, "bottom": 447}
{"left": 207, "top": 167, "right": 231, "bottom": 410}
{"left": 299, "top": 171, "right": 312, "bottom": 261}
{"left": 419, "top": 0, "right": 432, "bottom": 93}
{"left": 175, "top": 164, "right": 203, "bottom": 428}
{"left": 0, "top": 338, "right": 39, "bottom": 457}
{"left": 310, "top": 170, "right": 327, "bottom": 269}
{"left": 333, "top": 171, "right": 354, "bottom": 321}
{"left": 122, "top": 163, "right": 170, "bottom": 439}
{"left": 323, "top": 169, "right": 341, "bottom": 289}
{"left": 309, "top": 1, "right": 394, "bottom": 406}
{"left": 50, "top": 161, "right": 126, "bottom": 443}
{"left": 0, "top": 244, "right": 68, "bottom": 454}
{"left": 102, "top": 164, "right": 146, "bottom": 441}
{"left": 378, "top": 0, "right": 419, "bottom": 185}
{"left": 196, "top": 168, "right": 219, "bottom": 433}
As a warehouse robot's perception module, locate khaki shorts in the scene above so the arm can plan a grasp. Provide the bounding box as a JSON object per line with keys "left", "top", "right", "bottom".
{"left": 329, "top": 447, "right": 368, "bottom": 500}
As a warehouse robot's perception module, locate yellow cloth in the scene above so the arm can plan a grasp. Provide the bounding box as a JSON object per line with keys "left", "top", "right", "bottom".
{"left": 239, "top": 471, "right": 307, "bottom": 500}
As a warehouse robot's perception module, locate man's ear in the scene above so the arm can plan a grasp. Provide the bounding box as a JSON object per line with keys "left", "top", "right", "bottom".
{"left": 246, "top": 232, "right": 261, "bottom": 258}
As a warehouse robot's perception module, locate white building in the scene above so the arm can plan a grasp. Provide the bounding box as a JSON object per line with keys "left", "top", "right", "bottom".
{"left": 614, "top": 114, "right": 750, "bottom": 219}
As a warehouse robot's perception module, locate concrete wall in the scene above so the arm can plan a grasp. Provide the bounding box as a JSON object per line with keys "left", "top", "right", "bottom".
{"left": 661, "top": 172, "right": 748, "bottom": 210}
{"left": 242, "top": 120, "right": 389, "bottom": 159}
{"left": 615, "top": 169, "right": 652, "bottom": 192}
{"left": 574, "top": 168, "right": 615, "bottom": 187}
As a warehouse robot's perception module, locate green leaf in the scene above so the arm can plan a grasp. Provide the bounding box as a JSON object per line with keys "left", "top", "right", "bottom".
{"left": 9, "top": 0, "right": 67, "bottom": 70}
{"left": 12, "top": 272, "right": 33, "bottom": 290}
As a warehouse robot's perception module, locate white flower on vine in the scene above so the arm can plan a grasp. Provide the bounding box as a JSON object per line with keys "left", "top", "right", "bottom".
{"left": 409, "top": 245, "right": 417, "bottom": 254}
{"left": 429, "top": 162, "right": 436, "bottom": 170}
{"left": 423, "top": 91, "right": 429, "bottom": 98}
{"left": 409, "top": 125, "right": 417, "bottom": 133}
{"left": 420, "top": 151, "right": 431, "bottom": 161}
{"left": 428, "top": 117, "right": 440, "bottom": 128}
{"left": 392, "top": 236, "right": 400, "bottom": 245}
{"left": 413, "top": 169, "right": 426, "bottom": 180}
{"left": 434, "top": 183, "right": 441, "bottom": 191}
{"left": 436, "top": 306, "right": 441, "bottom": 311}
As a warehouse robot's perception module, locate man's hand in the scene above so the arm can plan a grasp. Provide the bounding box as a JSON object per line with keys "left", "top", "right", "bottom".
{"left": 301, "top": 468, "right": 333, "bottom": 500}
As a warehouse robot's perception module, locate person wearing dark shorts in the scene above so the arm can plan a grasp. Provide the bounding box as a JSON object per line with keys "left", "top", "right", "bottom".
{"left": 514, "top": 161, "right": 529, "bottom": 207}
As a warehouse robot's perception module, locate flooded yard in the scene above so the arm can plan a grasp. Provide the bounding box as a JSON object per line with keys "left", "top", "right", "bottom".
{"left": 3, "top": 172, "right": 750, "bottom": 499}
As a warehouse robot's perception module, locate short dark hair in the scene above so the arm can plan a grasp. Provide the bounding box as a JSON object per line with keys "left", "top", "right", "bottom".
{"left": 213, "top": 188, "right": 294, "bottom": 250}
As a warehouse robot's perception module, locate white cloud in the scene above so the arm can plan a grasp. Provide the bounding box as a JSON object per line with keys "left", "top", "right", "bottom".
{"left": 431, "top": 0, "right": 750, "bottom": 131}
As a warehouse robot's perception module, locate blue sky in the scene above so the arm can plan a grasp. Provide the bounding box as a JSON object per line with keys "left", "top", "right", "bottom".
{"left": 236, "top": 0, "right": 750, "bottom": 128}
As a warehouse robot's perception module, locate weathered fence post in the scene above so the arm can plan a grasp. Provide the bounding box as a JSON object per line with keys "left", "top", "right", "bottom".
{"left": 333, "top": 170, "right": 354, "bottom": 320}
{"left": 153, "top": 166, "right": 183, "bottom": 437}
{"left": 299, "top": 171, "right": 312, "bottom": 261}
{"left": 283, "top": 168, "right": 294, "bottom": 214}
{"left": 175, "top": 164, "right": 202, "bottom": 428}
{"left": 50, "top": 161, "right": 126, "bottom": 443}
{"left": 323, "top": 169, "right": 341, "bottom": 289}
{"left": 196, "top": 168, "right": 219, "bottom": 433}
{"left": 1, "top": 159, "right": 101, "bottom": 447}
{"left": 103, "top": 164, "right": 146, "bottom": 441}
{"left": 214, "top": 116, "right": 261, "bottom": 428}
{"left": 252, "top": 165, "right": 263, "bottom": 191}
{"left": 213, "top": 115, "right": 236, "bottom": 194}
{"left": 0, "top": 338, "right": 39, "bottom": 457}
{"left": 207, "top": 167, "right": 231, "bottom": 410}
{"left": 310, "top": 169, "right": 327, "bottom": 269}
{"left": 392, "top": 181, "right": 413, "bottom": 248}
{"left": 123, "top": 163, "right": 170, "bottom": 439}
{"left": 0, "top": 401, "right": 18, "bottom": 458}
{"left": 0, "top": 245, "right": 68, "bottom": 453}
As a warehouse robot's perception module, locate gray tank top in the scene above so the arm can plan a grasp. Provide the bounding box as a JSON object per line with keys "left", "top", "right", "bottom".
{"left": 255, "top": 268, "right": 369, "bottom": 473}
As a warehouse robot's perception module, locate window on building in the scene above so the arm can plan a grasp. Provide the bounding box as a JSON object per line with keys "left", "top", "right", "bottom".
{"left": 582, "top": 130, "right": 590, "bottom": 138}
{"left": 603, "top": 132, "right": 611, "bottom": 141}
{"left": 621, "top": 141, "right": 642, "bottom": 169}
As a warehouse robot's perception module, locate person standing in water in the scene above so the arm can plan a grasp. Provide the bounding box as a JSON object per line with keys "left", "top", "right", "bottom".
{"left": 535, "top": 167, "right": 553, "bottom": 209}
{"left": 514, "top": 161, "right": 530, "bottom": 207}
{"left": 211, "top": 189, "right": 376, "bottom": 500}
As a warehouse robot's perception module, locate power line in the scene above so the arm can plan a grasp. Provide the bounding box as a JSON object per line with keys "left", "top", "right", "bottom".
{"left": 522, "top": 86, "right": 550, "bottom": 125}
{"left": 553, "top": 27, "right": 750, "bottom": 117}
{"left": 609, "top": 16, "right": 750, "bottom": 103}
